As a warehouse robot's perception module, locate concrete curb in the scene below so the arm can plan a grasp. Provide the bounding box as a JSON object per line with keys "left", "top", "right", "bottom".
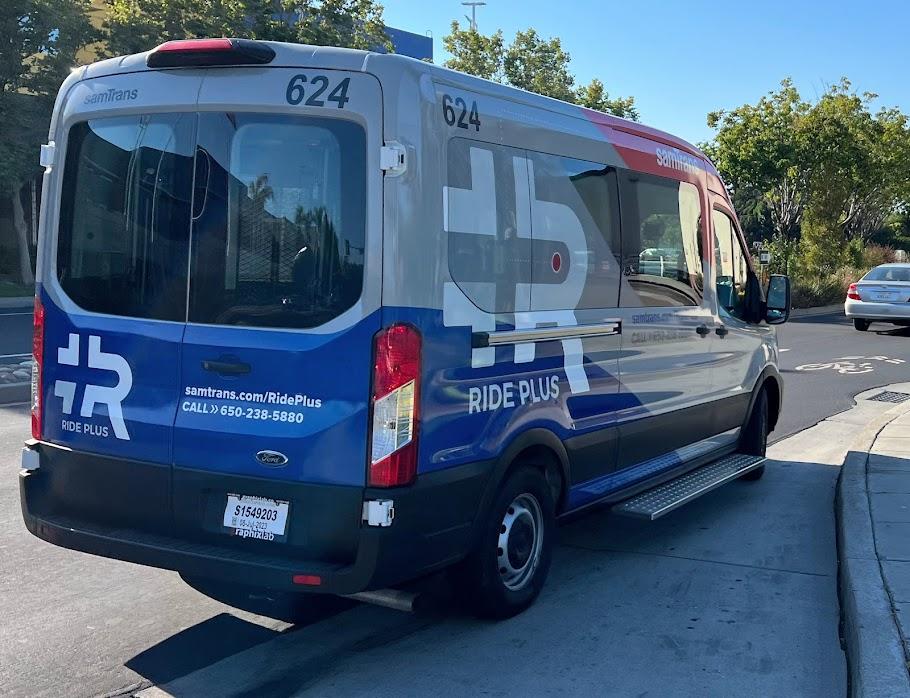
{"left": 790, "top": 303, "right": 843, "bottom": 318}
{"left": 837, "top": 398, "right": 910, "bottom": 697}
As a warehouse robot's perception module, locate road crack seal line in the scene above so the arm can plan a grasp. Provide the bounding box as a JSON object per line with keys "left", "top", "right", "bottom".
{"left": 558, "top": 541, "right": 831, "bottom": 579}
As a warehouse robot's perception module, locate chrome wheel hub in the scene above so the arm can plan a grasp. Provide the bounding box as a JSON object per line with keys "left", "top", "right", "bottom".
{"left": 497, "top": 493, "right": 544, "bottom": 591}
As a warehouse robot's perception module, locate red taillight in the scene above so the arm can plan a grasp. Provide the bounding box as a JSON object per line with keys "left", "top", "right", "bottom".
{"left": 369, "top": 324, "right": 421, "bottom": 488}
{"left": 847, "top": 283, "right": 861, "bottom": 300}
{"left": 31, "top": 296, "right": 45, "bottom": 440}
{"left": 147, "top": 38, "right": 276, "bottom": 68}
{"left": 156, "top": 38, "right": 233, "bottom": 53}
{"left": 292, "top": 574, "right": 322, "bottom": 586}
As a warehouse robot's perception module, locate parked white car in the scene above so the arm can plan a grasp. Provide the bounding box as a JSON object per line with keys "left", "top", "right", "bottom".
{"left": 845, "top": 263, "right": 910, "bottom": 331}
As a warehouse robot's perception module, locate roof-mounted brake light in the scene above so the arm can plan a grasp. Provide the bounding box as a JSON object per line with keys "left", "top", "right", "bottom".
{"left": 147, "top": 38, "right": 275, "bottom": 68}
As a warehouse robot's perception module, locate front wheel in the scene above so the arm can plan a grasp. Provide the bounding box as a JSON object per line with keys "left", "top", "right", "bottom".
{"left": 739, "top": 388, "right": 768, "bottom": 481}
{"left": 853, "top": 318, "right": 870, "bottom": 331}
{"left": 458, "top": 466, "right": 555, "bottom": 619}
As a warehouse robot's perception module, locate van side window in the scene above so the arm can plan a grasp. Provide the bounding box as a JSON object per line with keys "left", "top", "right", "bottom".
{"left": 446, "top": 139, "right": 530, "bottom": 313}
{"left": 712, "top": 209, "right": 751, "bottom": 320}
{"left": 57, "top": 114, "right": 196, "bottom": 321}
{"left": 619, "top": 174, "right": 704, "bottom": 307}
{"left": 527, "top": 152, "right": 621, "bottom": 310}
{"left": 446, "top": 139, "right": 620, "bottom": 313}
{"left": 188, "top": 114, "right": 366, "bottom": 328}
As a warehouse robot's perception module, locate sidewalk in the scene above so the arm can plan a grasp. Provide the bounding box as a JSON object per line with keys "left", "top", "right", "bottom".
{"left": 838, "top": 383, "right": 910, "bottom": 696}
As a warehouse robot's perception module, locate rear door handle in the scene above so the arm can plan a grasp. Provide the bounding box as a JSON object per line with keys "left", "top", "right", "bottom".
{"left": 715, "top": 325, "right": 729, "bottom": 338}
{"left": 695, "top": 325, "right": 711, "bottom": 337}
{"left": 202, "top": 359, "right": 251, "bottom": 376}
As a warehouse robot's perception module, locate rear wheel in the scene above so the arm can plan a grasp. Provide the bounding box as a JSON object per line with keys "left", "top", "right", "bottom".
{"left": 739, "top": 388, "right": 769, "bottom": 481}
{"left": 459, "top": 466, "right": 555, "bottom": 619}
{"left": 853, "top": 318, "right": 870, "bottom": 331}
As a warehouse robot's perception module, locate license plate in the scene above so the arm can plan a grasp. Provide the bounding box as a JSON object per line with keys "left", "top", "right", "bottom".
{"left": 872, "top": 292, "right": 896, "bottom": 301}
{"left": 223, "top": 494, "right": 289, "bottom": 540}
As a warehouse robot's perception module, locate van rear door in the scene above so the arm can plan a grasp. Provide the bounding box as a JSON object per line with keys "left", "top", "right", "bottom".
{"left": 42, "top": 73, "right": 203, "bottom": 465}
{"left": 172, "top": 69, "right": 382, "bottom": 491}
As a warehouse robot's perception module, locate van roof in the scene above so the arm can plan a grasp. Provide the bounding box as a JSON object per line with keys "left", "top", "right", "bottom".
{"left": 76, "top": 40, "right": 706, "bottom": 161}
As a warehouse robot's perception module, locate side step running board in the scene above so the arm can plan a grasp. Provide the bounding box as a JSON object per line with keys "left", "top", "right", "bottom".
{"left": 612, "top": 453, "right": 766, "bottom": 520}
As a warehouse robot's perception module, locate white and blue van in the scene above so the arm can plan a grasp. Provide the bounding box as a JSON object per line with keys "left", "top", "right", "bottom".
{"left": 21, "top": 39, "right": 791, "bottom": 619}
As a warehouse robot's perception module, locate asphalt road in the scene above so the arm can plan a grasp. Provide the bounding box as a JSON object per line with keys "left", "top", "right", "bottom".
{"left": 1, "top": 307, "right": 908, "bottom": 697}
{"left": 774, "top": 309, "right": 910, "bottom": 440}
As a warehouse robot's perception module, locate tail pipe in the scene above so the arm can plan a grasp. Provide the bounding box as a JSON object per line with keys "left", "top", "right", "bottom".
{"left": 344, "top": 588, "right": 424, "bottom": 613}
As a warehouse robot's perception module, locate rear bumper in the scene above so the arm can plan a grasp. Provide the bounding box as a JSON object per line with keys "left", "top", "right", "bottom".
{"left": 844, "top": 300, "right": 910, "bottom": 322}
{"left": 19, "top": 442, "right": 491, "bottom": 594}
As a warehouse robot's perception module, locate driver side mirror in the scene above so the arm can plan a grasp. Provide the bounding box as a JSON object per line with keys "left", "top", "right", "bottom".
{"left": 765, "top": 274, "right": 791, "bottom": 324}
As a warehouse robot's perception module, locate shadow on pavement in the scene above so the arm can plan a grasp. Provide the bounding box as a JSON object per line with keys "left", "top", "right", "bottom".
{"left": 872, "top": 326, "right": 910, "bottom": 337}
{"left": 125, "top": 612, "right": 281, "bottom": 687}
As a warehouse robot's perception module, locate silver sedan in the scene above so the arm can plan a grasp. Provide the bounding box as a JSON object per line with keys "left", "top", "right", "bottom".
{"left": 845, "top": 263, "right": 910, "bottom": 331}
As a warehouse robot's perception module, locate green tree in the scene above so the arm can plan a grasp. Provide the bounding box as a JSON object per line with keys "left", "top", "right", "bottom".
{"left": 104, "top": 0, "right": 392, "bottom": 57}
{"left": 706, "top": 77, "right": 910, "bottom": 276}
{"left": 706, "top": 79, "right": 811, "bottom": 244}
{"left": 442, "top": 20, "right": 503, "bottom": 81}
{"left": 576, "top": 78, "right": 639, "bottom": 121}
{"left": 1, "top": 0, "right": 96, "bottom": 286}
{"left": 502, "top": 29, "right": 575, "bottom": 102}
{"left": 803, "top": 80, "right": 910, "bottom": 244}
{"left": 442, "top": 24, "right": 637, "bottom": 118}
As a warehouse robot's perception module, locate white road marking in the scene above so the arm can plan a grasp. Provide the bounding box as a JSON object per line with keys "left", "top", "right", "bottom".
{"left": 795, "top": 356, "right": 906, "bottom": 375}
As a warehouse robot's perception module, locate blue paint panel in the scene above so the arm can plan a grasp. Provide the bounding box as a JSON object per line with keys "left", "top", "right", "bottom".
{"left": 173, "top": 312, "right": 381, "bottom": 485}
{"left": 40, "top": 287, "right": 183, "bottom": 465}
{"left": 382, "top": 306, "right": 631, "bottom": 479}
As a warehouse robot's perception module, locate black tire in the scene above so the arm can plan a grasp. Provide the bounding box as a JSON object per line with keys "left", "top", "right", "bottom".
{"left": 854, "top": 319, "right": 870, "bottom": 331}
{"left": 739, "top": 388, "right": 768, "bottom": 481}
{"left": 458, "top": 466, "right": 555, "bottom": 619}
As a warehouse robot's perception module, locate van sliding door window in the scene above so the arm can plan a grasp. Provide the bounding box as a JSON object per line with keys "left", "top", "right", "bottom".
{"left": 446, "top": 139, "right": 530, "bottom": 313}
{"left": 619, "top": 173, "right": 704, "bottom": 307}
{"left": 57, "top": 114, "right": 196, "bottom": 321}
{"left": 527, "top": 152, "right": 621, "bottom": 311}
{"left": 446, "top": 139, "right": 620, "bottom": 313}
{"left": 188, "top": 113, "right": 366, "bottom": 329}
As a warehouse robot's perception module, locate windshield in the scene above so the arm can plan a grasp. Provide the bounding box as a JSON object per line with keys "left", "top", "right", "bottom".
{"left": 57, "top": 112, "right": 366, "bottom": 328}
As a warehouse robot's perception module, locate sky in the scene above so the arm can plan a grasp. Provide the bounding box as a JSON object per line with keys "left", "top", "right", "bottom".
{"left": 381, "top": 0, "right": 910, "bottom": 145}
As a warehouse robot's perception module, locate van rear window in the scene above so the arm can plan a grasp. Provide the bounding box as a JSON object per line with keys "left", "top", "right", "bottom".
{"left": 56, "top": 112, "right": 366, "bottom": 329}
{"left": 57, "top": 114, "right": 195, "bottom": 321}
{"left": 188, "top": 114, "right": 365, "bottom": 328}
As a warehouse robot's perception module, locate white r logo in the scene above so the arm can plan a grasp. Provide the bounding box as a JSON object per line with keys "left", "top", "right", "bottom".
{"left": 53, "top": 333, "right": 133, "bottom": 440}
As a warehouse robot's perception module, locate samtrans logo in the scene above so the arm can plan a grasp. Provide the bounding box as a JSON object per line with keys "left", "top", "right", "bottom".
{"left": 83, "top": 88, "right": 139, "bottom": 105}
{"left": 53, "top": 333, "right": 133, "bottom": 440}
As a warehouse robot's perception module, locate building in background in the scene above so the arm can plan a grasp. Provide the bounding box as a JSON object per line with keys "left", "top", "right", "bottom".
{"left": 383, "top": 27, "right": 433, "bottom": 60}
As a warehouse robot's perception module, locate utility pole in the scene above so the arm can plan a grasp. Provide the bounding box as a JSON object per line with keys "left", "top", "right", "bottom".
{"left": 462, "top": 1, "right": 486, "bottom": 31}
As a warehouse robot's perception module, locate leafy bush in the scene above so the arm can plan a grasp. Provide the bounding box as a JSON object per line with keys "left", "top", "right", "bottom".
{"left": 860, "top": 243, "right": 896, "bottom": 268}
{"left": 791, "top": 274, "right": 847, "bottom": 308}
{"left": 790, "top": 265, "right": 873, "bottom": 308}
